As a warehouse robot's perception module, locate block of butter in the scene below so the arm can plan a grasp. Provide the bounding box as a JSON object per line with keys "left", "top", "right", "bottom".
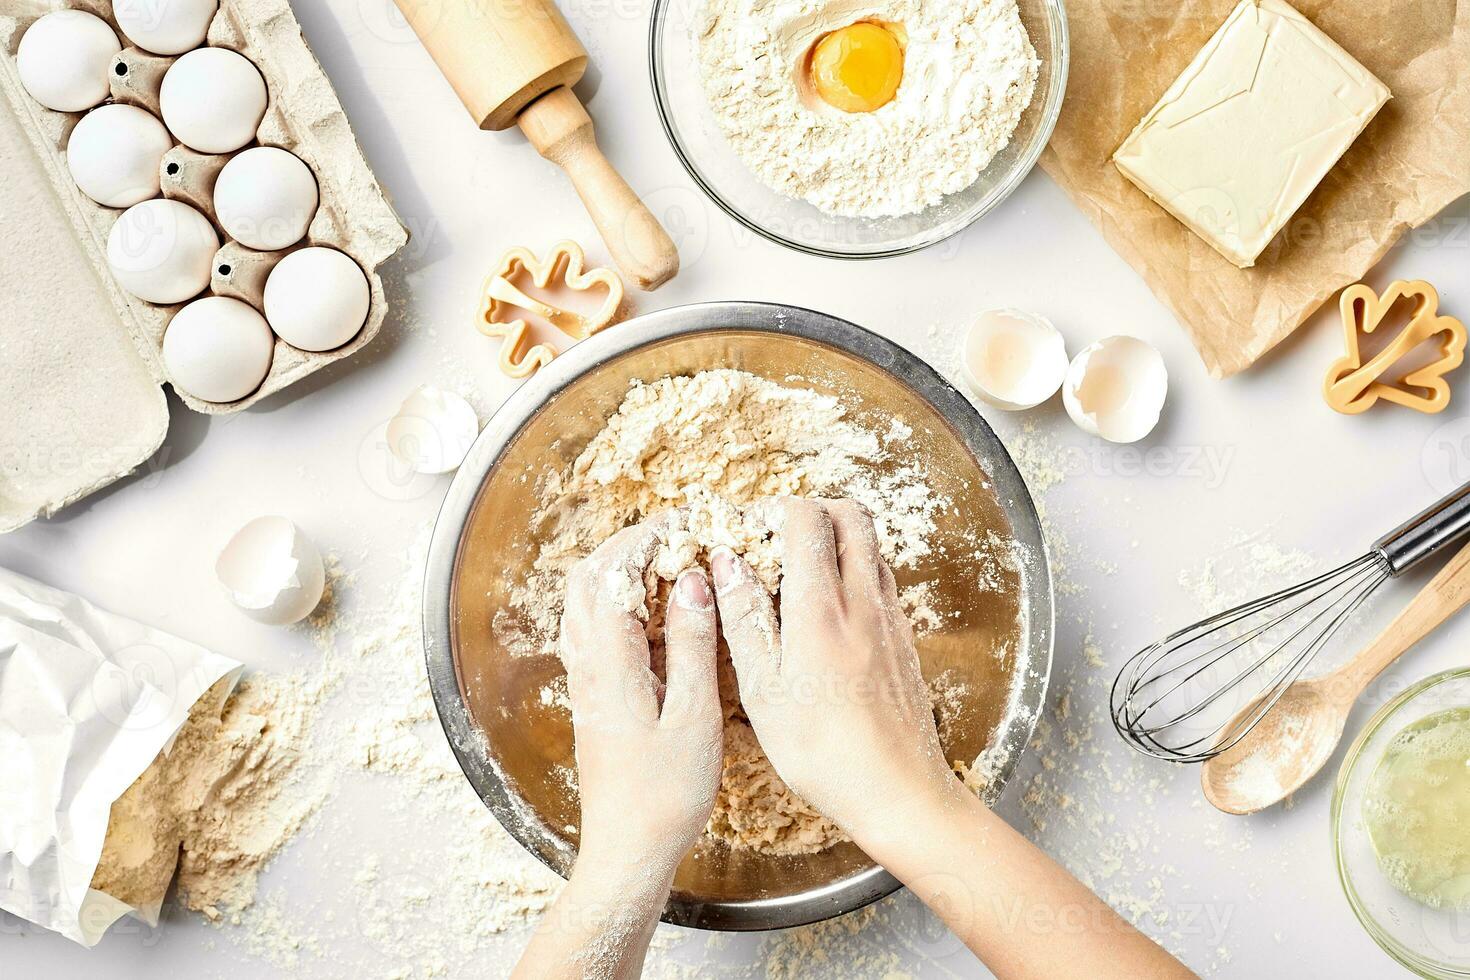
{"left": 1112, "top": 0, "right": 1390, "bottom": 269}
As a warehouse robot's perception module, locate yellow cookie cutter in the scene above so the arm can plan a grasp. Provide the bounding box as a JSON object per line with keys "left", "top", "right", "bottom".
{"left": 474, "top": 240, "right": 624, "bottom": 379}
{"left": 1324, "top": 279, "right": 1466, "bottom": 415}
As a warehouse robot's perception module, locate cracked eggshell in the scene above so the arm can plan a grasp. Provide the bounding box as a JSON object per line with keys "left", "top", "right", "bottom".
{"left": 116, "top": 0, "right": 219, "bottom": 55}
{"left": 214, "top": 146, "right": 319, "bottom": 251}
{"left": 386, "top": 386, "right": 479, "bottom": 475}
{"left": 67, "top": 103, "right": 174, "bottom": 208}
{"left": 1062, "top": 335, "right": 1168, "bottom": 443}
{"left": 16, "top": 10, "right": 120, "bottom": 112}
{"left": 958, "top": 308, "right": 1068, "bottom": 411}
{"left": 159, "top": 47, "right": 268, "bottom": 154}
{"left": 216, "top": 516, "right": 325, "bottom": 625}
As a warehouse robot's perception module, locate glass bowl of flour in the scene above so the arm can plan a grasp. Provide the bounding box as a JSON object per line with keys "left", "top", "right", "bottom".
{"left": 649, "top": 0, "right": 1067, "bottom": 257}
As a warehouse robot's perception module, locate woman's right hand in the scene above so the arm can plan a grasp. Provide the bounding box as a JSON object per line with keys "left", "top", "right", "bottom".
{"left": 710, "top": 497, "right": 956, "bottom": 840}
{"left": 713, "top": 497, "right": 1196, "bottom": 980}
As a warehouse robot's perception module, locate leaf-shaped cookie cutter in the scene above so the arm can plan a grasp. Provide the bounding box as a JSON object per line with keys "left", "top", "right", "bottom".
{"left": 1324, "top": 279, "right": 1466, "bottom": 415}
{"left": 474, "top": 241, "right": 625, "bottom": 379}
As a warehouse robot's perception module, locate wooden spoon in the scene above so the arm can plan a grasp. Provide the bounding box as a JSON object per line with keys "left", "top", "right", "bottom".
{"left": 1201, "top": 539, "right": 1470, "bottom": 815}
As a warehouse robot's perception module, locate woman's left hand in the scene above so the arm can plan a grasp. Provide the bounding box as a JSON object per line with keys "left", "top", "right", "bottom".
{"left": 559, "top": 517, "right": 724, "bottom": 875}
{"left": 513, "top": 517, "right": 723, "bottom": 980}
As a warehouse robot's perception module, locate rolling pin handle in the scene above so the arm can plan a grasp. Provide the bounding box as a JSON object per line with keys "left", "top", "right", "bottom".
{"left": 517, "top": 87, "right": 679, "bottom": 291}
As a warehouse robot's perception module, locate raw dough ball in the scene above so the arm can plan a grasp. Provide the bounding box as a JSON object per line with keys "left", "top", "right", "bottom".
{"left": 16, "top": 10, "right": 120, "bottom": 112}
{"left": 214, "top": 147, "right": 319, "bottom": 251}
{"left": 264, "top": 247, "right": 369, "bottom": 351}
{"left": 159, "top": 47, "right": 267, "bottom": 153}
{"left": 107, "top": 198, "right": 220, "bottom": 304}
{"left": 115, "top": 0, "right": 219, "bottom": 55}
{"left": 67, "top": 104, "right": 174, "bottom": 208}
{"left": 163, "top": 296, "right": 275, "bottom": 402}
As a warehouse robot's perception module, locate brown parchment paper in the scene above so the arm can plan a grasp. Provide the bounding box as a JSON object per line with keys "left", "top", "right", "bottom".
{"left": 1039, "top": 0, "right": 1470, "bottom": 378}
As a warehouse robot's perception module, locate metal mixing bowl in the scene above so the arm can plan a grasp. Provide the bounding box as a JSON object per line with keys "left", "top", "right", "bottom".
{"left": 424, "top": 302, "right": 1053, "bottom": 930}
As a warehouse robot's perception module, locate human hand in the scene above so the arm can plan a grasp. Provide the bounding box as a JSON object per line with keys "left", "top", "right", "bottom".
{"left": 558, "top": 516, "right": 724, "bottom": 875}
{"left": 711, "top": 498, "right": 954, "bottom": 843}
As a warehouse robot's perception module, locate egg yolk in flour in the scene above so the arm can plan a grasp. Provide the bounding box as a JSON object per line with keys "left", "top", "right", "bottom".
{"left": 809, "top": 22, "right": 904, "bottom": 113}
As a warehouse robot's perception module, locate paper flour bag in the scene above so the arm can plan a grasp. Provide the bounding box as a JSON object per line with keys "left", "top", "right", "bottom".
{"left": 0, "top": 566, "right": 241, "bottom": 945}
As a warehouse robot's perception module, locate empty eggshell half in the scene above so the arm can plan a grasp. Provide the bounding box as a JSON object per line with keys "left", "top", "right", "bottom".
{"left": 16, "top": 10, "right": 120, "bottom": 112}
{"left": 1062, "top": 335, "right": 1168, "bottom": 443}
{"left": 159, "top": 47, "right": 268, "bottom": 154}
{"left": 386, "top": 386, "right": 480, "bottom": 475}
{"left": 216, "top": 516, "right": 325, "bottom": 626}
{"left": 115, "top": 0, "right": 219, "bottom": 55}
{"left": 68, "top": 103, "right": 174, "bottom": 208}
{"left": 214, "top": 146, "right": 319, "bottom": 251}
{"left": 958, "top": 308, "right": 1068, "bottom": 411}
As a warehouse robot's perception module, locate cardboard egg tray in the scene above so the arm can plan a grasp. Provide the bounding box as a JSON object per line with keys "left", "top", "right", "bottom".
{"left": 1, "top": 0, "right": 407, "bottom": 414}
{"left": 0, "top": 0, "right": 407, "bottom": 531}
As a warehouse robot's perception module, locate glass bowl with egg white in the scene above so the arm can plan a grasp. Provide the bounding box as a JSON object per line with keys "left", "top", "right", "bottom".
{"left": 1334, "top": 667, "right": 1470, "bottom": 978}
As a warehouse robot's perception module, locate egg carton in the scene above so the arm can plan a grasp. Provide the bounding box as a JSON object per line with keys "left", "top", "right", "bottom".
{"left": 0, "top": 0, "right": 406, "bottom": 532}
{"left": 0, "top": 0, "right": 406, "bottom": 417}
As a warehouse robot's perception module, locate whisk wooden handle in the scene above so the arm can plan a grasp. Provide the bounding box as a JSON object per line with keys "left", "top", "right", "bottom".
{"left": 1334, "top": 539, "right": 1470, "bottom": 698}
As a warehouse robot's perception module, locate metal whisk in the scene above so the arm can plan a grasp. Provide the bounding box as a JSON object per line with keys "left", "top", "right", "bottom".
{"left": 1112, "top": 482, "right": 1470, "bottom": 763}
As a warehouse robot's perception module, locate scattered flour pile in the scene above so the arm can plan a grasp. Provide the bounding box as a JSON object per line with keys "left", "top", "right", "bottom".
{"left": 91, "top": 548, "right": 565, "bottom": 970}
{"left": 91, "top": 671, "right": 326, "bottom": 923}
{"left": 508, "top": 369, "right": 945, "bottom": 854}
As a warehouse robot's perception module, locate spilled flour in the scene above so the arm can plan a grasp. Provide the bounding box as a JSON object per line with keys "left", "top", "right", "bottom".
{"left": 92, "top": 671, "right": 325, "bottom": 922}
{"left": 87, "top": 548, "right": 564, "bottom": 968}
{"left": 507, "top": 369, "right": 946, "bottom": 855}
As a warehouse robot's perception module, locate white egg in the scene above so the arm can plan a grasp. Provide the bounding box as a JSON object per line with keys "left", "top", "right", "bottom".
{"left": 214, "top": 147, "right": 319, "bottom": 251}
{"left": 67, "top": 104, "right": 173, "bottom": 208}
{"left": 958, "top": 309, "right": 1069, "bottom": 412}
{"left": 159, "top": 47, "right": 267, "bottom": 153}
{"left": 16, "top": 10, "right": 120, "bottom": 112}
{"left": 107, "top": 198, "right": 219, "bottom": 304}
{"left": 386, "top": 386, "right": 480, "bottom": 475}
{"left": 162, "top": 296, "right": 275, "bottom": 402}
{"left": 115, "top": 0, "right": 219, "bottom": 55}
{"left": 264, "top": 247, "right": 370, "bottom": 351}
{"left": 1062, "top": 335, "right": 1169, "bottom": 443}
{"left": 215, "top": 516, "right": 325, "bottom": 626}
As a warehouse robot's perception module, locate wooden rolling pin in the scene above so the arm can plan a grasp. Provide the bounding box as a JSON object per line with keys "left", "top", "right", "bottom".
{"left": 393, "top": 0, "right": 679, "bottom": 291}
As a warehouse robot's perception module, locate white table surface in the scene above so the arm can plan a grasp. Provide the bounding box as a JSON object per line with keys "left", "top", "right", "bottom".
{"left": 4, "top": 1, "right": 1468, "bottom": 976}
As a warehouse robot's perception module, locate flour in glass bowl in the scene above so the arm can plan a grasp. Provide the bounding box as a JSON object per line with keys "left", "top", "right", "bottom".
{"left": 694, "top": 0, "right": 1040, "bottom": 217}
